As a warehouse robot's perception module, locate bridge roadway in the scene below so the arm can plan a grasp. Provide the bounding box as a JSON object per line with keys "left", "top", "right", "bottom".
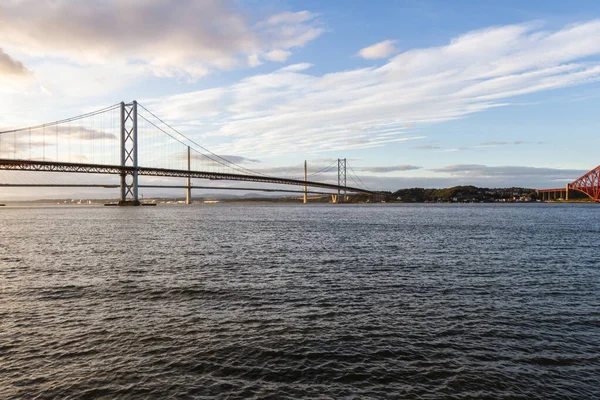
{"left": 0, "top": 183, "right": 345, "bottom": 195}
{"left": 0, "top": 159, "right": 374, "bottom": 195}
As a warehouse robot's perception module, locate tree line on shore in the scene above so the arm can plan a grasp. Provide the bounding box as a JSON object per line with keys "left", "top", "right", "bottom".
{"left": 350, "top": 185, "right": 590, "bottom": 203}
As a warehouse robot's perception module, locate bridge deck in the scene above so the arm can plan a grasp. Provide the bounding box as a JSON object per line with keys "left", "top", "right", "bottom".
{"left": 0, "top": 183, "right": 341, "bottom": 195}
{"left": 0, "top": 159, "right": 374, "bottom": 195}
{"left": 537, "top": 188, "right": 567, "bottom": 193}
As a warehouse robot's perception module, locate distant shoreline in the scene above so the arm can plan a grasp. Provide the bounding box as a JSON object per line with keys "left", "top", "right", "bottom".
{"left": 0, "top": 199, "right": 596, "bottom": 206}
{"left": 0, "top": 185, "right": 596, "bottom": 205}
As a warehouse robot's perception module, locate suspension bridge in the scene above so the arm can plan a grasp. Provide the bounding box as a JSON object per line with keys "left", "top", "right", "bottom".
{"left": 0, "top": 101, "right": 377, "bottom": 205}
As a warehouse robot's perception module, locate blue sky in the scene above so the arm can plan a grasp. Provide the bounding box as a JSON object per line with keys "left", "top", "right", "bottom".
{"left": 1, "top": 0, "right": 600, "bottom": 198}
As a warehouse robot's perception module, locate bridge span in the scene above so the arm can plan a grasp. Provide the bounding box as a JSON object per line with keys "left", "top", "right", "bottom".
{"left": 0, "top": 159, "right": 372, "bottom": 194}
{"left": 0, "top": 101, "right": 377, "bottom": 205}
{"left": 538, "top": 165, "right": 600, "bottom": 202}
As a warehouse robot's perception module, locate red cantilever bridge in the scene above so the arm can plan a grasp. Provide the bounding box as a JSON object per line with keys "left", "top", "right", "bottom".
{"left": 0, "top": 101, "right": 376, "bottom": 205}
{"left": 537, "top": 165, "right": 600, "bottom": 202}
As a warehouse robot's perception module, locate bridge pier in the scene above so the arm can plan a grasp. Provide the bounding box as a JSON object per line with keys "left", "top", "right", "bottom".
{"left": 118, "top": 101, "right": 140, "bottom": 206}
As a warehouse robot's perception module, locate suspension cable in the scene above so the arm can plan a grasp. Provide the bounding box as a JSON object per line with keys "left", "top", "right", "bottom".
{"left": 348, "top": 163, "right": 371, "bottom": 191}
{"left": 137, "top": 102, "right": 271, "bottom": 177}
{"left": 137, "top": 112, "right": 265, "bottom": 176}
{"left": 0, "top": 103, "right": 121, "bottom": 135}
{"left": 308, "top": 160, "right": 338, "bottom": 177}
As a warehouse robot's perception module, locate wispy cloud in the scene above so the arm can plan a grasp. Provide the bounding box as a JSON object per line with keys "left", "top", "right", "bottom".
{"left": 479, "top": 141, "right": 510, "bottom": 146}
{"left": 145, "top": 20, "right": 600, "bottom": 157}
{"left": 360, "top": 165, "right": 422, "bottom": 173}
{"left": 180, "top": 153, "right": 260, "bottom": 165}
{"left": 412, "top": 145, "right": 442, "bottom": 150}
{"left": 430, "top": 164, "right": 586, "bottom": 180}
{"left": 357, "top": 40, "right": 398, "bottom": 59}
{"left": 477, "top": 140, "right": 535, "bottom": 147}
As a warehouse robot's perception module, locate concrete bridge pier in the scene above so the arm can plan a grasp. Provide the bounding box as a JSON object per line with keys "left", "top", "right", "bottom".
{"left": 186, "top": 184, "right": 192, "bottom": 204}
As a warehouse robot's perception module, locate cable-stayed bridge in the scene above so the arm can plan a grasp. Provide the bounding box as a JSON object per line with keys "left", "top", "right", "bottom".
{"left": 0, "top": 101, "right": 376, "bottom": 205}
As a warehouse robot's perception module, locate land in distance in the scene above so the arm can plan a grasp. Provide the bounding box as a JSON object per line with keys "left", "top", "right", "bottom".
{"left": 1, "top": 185, "right": 594, "bottom": 205}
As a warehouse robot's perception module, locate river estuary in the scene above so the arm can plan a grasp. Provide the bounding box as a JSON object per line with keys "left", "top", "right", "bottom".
{"left": 1, "top": 203, "right": 599, "bottom": 398}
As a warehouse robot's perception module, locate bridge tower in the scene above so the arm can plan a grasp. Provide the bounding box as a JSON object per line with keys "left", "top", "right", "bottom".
{"left": 119, "top": 101, "right": 140, "bottom": 206}
{"left": 338, "top": 158, "right": 347, "bottom": 202}
{"left": 186, "top": 146, "right": 192, "bottom": 204}
{"left": 303, "top": 160, "right": 308, "bottom": 204}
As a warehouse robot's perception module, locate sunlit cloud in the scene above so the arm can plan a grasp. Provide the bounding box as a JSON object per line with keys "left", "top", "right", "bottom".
{"left": 360, "top": 165, "right": 422, "bottom": 173}
{"left": 0, "top": 1, "right": 323, "bottom": 81}
{"left": 357, "top": 40, "right": 398, "bottom": 59}
{"left": 145, "top": 20, "right": 600, "bottom": 157}
{"left": 265, "top": 49, "right": 292, "bottom": 62}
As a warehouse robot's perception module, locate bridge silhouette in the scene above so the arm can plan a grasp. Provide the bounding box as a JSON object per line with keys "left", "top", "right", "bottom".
{"left": 537, "top": 166, "right": 600, "bottom": 202}
{"left": 0, "top": 101, "right": 376, "bottom": 205}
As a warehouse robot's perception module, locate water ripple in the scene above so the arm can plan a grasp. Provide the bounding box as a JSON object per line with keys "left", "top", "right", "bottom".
{"left": 1, "top": 204, "right": 599, "bottom": 399}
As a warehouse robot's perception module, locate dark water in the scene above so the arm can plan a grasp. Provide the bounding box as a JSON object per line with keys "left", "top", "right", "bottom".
{"left": 1, "top": 204, "right": 599, "bottom": 399}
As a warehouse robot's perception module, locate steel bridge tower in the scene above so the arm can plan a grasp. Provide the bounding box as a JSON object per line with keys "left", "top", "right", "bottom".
{"left": 338, "top": 158, "right": 347, "bottom": 203}
{"left": 119, "top": 101, "right": 140, "bottom": 206}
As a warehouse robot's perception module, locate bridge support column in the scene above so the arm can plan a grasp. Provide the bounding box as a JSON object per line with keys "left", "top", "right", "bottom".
{"left": 303, "top": 160, "right": 307, "bottom": 204}
{"left": 119, "top": 101, "right": 140, "bottom": 206}
{"left": 565, "top": 184, "right": 569, "bottom": 201}
{"left": 338, "top": 158, "right": 347, "bottom": 203}
{"left": 186, "top": 146, "right": 192, "bottom": 204}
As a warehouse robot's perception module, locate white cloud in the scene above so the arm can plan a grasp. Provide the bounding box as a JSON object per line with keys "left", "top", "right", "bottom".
{"left": 33, "top": 62, "right": 142, "bottom": 98}
{"left": 279, "top": 63, "right": 313, "bottom": 72}
{"left": 357, "top": 40, "right": 398, "bottom": 59}
{"left": 248, "top": 54, "right": 262, "bottom": 67}
{"left": 361, "top": 165, "right": 422, "bottom": 173}
{"left": 145, "top": 20, "right": 600, "bottom": 157}
{"left": 430, "top": 164, "right": 586, "bottom": 180}
{"left": 0, "top": 1, "right": 323, "bottom": 81}
{"left": 257, "top": 11, "right": 323, "bottom": 49}
{"left": 265, "top": 49, "right": 292, "bottom": 62}
{"left": 263, "top": 11, "right": 317, "bottom": 26}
